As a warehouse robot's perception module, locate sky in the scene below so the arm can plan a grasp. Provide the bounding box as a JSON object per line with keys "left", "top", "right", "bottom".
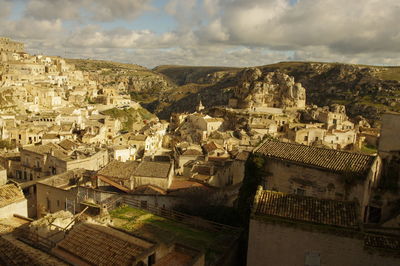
{"left": 1, "top": 0, "right": 400, "bottom": 68}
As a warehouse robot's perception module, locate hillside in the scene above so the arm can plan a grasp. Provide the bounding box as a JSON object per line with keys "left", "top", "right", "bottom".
{"left": 153, "top": 65, "right": 240, "bottom": 85}
{"left": 66, "top": 58, "right": 175, "bottom": 103}
{"left": 66, "top": 59, "right": 400, "bottom": 122}
{"left": 101, "top": 107, "right": 156, "bottom": 131}
{"left": 149, "top": 62, "right": 400, "bottom": 122}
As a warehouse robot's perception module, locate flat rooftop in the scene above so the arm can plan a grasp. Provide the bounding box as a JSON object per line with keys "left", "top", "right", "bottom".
{"left": 110, "top": 206, "right": 240, "bottom": 265}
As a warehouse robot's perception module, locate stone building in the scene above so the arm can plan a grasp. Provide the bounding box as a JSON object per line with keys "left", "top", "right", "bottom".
{"left": 247, "top": 189, "right": 400, "bottom": 266}
{"left": 12, "top": 140, "right": 108, "bottom": 181}
{"left": 376, "top": 112, "right": 400, "bottom": 221}
{"left": 36, "top": 169, "right": 93, "bottom": 217}
{"left": 254, "top": 139, "right": 381, "bottom": 220}
{"left": 0, "top": 37, "right": 24, "bottom": 54}
{"left": 96, "top": 160, "right": 174, "bottom": 191}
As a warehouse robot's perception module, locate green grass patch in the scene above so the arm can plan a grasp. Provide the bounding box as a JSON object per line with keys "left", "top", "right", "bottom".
{"left": 361, "top": 144, "right": 378, "bottom": 155}
{"left": 110, "top": 205, "right": 237, "bottom": 264}
{"left": 376, "top": 68, "right": 400, "bottom": 81}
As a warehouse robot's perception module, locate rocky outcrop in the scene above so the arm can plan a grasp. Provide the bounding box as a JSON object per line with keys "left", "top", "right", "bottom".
{"left": 232, "top": 68, "right": 306, "bottom": 109}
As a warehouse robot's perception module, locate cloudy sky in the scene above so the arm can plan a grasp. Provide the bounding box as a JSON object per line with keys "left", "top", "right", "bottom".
{"left": 1, "top": 0, "right": 399, "bottom": 68}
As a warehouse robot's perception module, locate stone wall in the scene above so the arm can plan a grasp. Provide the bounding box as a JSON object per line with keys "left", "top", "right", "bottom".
{"left": 0, "top": 168, "right": 6, "bottom": 186}
{"left": 36, "top": 183, "right": 76, "bottom": 217}
{"left": 247, "top": 218, "right": 400, "bottom": 266}
{"left": 379, "top": 113, "right": 400, "bottom": 155}
{"left": 261, "top": 158, "right": 381, "bottom": 219}
{"left": 0, "top": 198, "right": 28, "bottom": 218}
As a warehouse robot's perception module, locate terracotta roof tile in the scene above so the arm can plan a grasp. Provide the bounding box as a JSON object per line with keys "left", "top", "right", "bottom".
{"left": 134, "top": 161, "right": 172, "bottom": 178}
{"left": 255, "top": 139, "right": 375, "bottom": 176}
{"left": 55, "top": 223, "right": 154, "bottom": 265}
{"left": 0, "top": 237, "right": 42, "bottom": 266}
{"left": 97, "top": 160, "right": 140, "bottom": 179}
{"left": 254, "top": 190, "right": 359, "bottom": 229}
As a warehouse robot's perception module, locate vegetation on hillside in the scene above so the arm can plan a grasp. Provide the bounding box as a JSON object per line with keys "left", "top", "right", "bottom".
{"left": 65, "top": 58, "right": 147, "bottom": 72}
{"left": 101, "top": 107, "right": 155, "bottom": 131}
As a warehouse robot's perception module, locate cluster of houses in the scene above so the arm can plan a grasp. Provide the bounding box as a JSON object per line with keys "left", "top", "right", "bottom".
{"left": 0, "top": 37, "right": 399, "bottom": 265}
{"left": 246, "top": 112, "right": 400, "bottom": 265}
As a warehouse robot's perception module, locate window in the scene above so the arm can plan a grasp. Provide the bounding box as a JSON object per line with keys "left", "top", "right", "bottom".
{"left": 47, "top": 198, "right": 51, "bottom": 211}
{"left": 315, "top": 137, "right": 319, "bottom": 141}
{"left": 57, "top": 200, "right": 60, "bottom": 207}
{"left": 304, "top": 136, "right": 308, "bottom": 141}
{"left": 148, "top": 254, "right": 156, "bottom": 266}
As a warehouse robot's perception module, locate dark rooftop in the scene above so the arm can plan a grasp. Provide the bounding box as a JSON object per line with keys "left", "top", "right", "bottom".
{"left": 254, "top": 190, "right": 359, "bottom": 229}
{"left": 134, "top": 161, "right": 172, "bottom": 178}
{"left": 98, "top": 160, "right": 172, "bottom": 180}
{"left": 53, "top": 223, "right": 155, "bottom": 266}
{"left": 255, "top": 139, "right": 375, "bottom": 176}
{"left": 97, "top": 160, "right": 140, "bottom": 180}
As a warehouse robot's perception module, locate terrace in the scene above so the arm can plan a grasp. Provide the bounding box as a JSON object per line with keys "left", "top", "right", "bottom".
{"left": 110, "top": 205, "right": 240, "bottom": 265}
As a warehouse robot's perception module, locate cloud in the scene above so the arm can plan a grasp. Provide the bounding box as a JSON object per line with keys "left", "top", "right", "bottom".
{"left": 2, "top": 0, "right": 400, "bottom": 67}
{"left": 0, "top": 0, "right": 13, "bottom": 19}
{"left": 25, "top": 0, "right": 84, "bottom": 20}
{"left": 0, "top": 18, "right": 63, "bottom": 40}
{"left": 24, "top": 0, "right": 152, "bottom": 22}
{"left": 199, "top": 0, "right": 400, "bottom": 54}
{"left": 88, "top": 0, "right": 152, "bottom": 22}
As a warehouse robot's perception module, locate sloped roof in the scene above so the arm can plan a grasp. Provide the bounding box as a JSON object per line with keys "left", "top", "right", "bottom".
{"left": 98, "top": 161, "right": 172, "bottom": 180}
{"left": 97, "top": 160, "right": 140, "bottom": 179}
{"left": 255, "top": 139, "right": 375, "bottom": 176}
{"left": 0, "top": 236, "right": 65, "bottom": 266}
{"left": 254, "top": 190, "right": 359, "bottom": 229}
{"left": 0, "top": 184, "right": 25, "bottom": 208}
{"left": 235, "top": 151, "right": 250, "bottom": 161}
{"left": 58, "top": 139, "right": 80, "bottom": 151}
{"left": 134, "top": 161, "right": 172, "bottom": 178}
{"left": 54, "top": 223, "right": 155, "bottom": 265}
{"left": 133, "top": 184, "right": 166, "bottom": 195}
{"left": 23, "top": 143, "right": 61, "bottom": 155}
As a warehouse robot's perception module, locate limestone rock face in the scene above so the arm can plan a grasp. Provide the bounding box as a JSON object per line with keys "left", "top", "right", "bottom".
{"left": 233, "top": 68, "right": 306, "bottom": 109}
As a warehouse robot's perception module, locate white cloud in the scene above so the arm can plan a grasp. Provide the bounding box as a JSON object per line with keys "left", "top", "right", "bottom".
{"left": 24, "top": 0, "right": 152, "bottom": 22}
{"left": 2, "top": 0, "right": 400, "bottom": 67}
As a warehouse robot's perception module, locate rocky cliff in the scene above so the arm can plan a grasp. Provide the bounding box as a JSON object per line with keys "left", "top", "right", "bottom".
{"left": 232, "top": 68, "right": 306, "bottom": 109}
{"left": 152, "top": 62, "right": 400, "bottom": 122}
